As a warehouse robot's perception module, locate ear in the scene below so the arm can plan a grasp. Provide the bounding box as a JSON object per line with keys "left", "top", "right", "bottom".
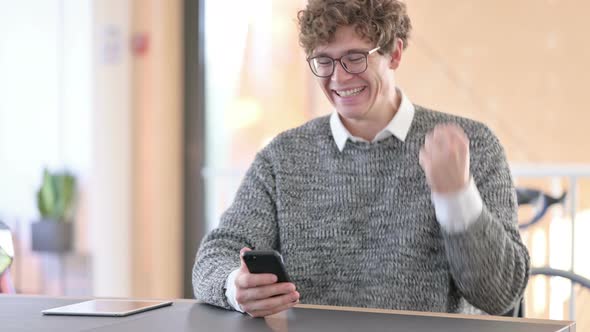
{"left": 388, "top": 38, "right": 404, "bottom": 70}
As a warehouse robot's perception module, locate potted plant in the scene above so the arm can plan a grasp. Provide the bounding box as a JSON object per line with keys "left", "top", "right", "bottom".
{"left": 31, "top": 168, "right": 77, "bottom": 252}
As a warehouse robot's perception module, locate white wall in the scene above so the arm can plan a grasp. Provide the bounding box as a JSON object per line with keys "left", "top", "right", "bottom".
{"left": 0, "top": 0, "right": 133, "bottom": 297}
{"left": 0, "top": 0, "right": 63, "bottom": 223}
{"left": 0, "top": 0, "right": 93, "bottom": 294}
{"left": 90, "top": 0, "right": 132, "bottom": 297}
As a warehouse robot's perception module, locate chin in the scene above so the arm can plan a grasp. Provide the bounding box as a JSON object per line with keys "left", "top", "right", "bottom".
{"left": 331, "top": 95, "right": 376, "bottom": 122}
{"left": 336, "top": 107, "right": 370, "bottom": 121}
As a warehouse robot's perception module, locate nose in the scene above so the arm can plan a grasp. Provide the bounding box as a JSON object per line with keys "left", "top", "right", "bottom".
{"left": 331, "top": 61, "right": 354, "bottom": 83}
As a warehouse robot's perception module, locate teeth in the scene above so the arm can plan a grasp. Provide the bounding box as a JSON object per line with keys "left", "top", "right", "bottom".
{"left": 337, "top": 87, "right": 364, "bottom": 97}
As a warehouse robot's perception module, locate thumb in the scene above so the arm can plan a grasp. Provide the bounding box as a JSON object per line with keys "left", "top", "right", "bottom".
{"left": 418, "top": 147, "right": 427, "bottom": 171}
{"left": 239, "top": 247, "right": 252, "bottom": 272}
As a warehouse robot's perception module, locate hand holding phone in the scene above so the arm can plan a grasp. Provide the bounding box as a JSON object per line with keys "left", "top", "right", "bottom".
{"left": 234, "top": 248, "right": 299, "bottom": 317}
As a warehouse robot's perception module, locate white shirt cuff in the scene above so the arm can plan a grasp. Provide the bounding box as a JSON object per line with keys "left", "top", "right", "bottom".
{"left": 431, "top": 177, "right": 483, "bottom": 234}
{"left": 225, "top": 268, "right": 244, "bottom": 312}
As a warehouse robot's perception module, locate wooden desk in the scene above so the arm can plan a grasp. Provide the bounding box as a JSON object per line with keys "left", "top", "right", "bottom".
{"left": 0, "top": 295, "right": 575, "bottom": 332}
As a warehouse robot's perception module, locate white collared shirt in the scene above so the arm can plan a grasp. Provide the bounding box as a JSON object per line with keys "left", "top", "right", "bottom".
{"left": 224, "top": 89, "right": 483, "bottom": 312}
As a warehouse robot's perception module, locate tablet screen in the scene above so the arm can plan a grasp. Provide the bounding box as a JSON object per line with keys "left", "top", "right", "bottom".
{"left": 42, "top": 299, "right": 173, "bottom": 317}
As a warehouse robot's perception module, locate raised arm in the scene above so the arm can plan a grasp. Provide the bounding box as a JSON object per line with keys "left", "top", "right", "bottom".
{"left": 442, "top": 125, "right": 529, "bottom": 314}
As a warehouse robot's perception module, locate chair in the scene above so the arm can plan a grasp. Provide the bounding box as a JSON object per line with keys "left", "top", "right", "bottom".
{"left": 0, "top": 220, "right": 15, "bottom": 293}
{"left": 515, "top": 188, "right": 567, "bottom": 230}
{"left": 504, "top": 188, "right": 590, "bottom": 318}
{"left": 530, "top": 267, "right": 590, "bottom": 289}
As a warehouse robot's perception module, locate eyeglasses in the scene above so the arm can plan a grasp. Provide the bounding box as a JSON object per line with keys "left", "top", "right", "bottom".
{"left": 307, "top": 47, "right": 381, "bottom": 78}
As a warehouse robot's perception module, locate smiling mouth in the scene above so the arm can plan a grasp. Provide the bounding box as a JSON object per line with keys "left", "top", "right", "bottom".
{"left": 334, "top": 86, "right": 366, "bottom": 97}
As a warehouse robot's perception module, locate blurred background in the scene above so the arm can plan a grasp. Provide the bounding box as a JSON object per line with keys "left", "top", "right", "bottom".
{"left": 1, "top": 0, "right": 589, "bottom": 328}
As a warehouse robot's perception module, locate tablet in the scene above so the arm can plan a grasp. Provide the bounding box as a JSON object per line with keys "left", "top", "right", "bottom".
{"left": 42, "top": 299, "right": 173, "bottom": 317}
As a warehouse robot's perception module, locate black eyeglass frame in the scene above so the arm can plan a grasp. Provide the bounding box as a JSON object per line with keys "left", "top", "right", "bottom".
{"left": 306, "top": 46, "right": 381, "bottom": 78}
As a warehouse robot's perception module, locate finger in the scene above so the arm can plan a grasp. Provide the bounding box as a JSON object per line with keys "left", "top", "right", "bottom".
{"left": 446, "top": 123, "right": 464, "bottom": 136}
{"left": 236, "top": 282, "right": 296, "bottom": 303}
{"left": 442, "top": 124, "right": 462, "bottom": 142}
{"left": 424, "top": 131, "right": 434, "bottom": 150}
{"left": 447, "top": 127, "right": 470, "bottom": 173}
{"left": 445, "top": 124, "right": 470, "bottom": 147}
{"left": 239, "top": 247, "right": 252, "bottom": 272}
{"left": 242, "top": 291, "right": 300, "bottom": 314}
{"left": 433, "top": 125, "right": 445, "bottom": 139}
{"left": 236, "top": 272, "right": 278, "bottom": 289}
{"left": 443, "top": 126, "right": 468, "bottom": 157}
{"left": 432, "top": 125, "right": 450, "bottom": 149}
{"left": 428, "top": 131, "right": 446, "bottom": 161}
{"left": 454, "top": 128, "right": 470, "bottom": 153}
{"left": 418, "top": 147, "right": 428, "bottom": 171}
{"left": 248, "top": 299, "right": 299, "bottom": 318}
{"left": 422, "top": 133, "right": 436, "bottom": 168}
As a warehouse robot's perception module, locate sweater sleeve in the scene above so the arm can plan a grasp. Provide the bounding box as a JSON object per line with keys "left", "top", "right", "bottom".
{"left": 441, "top": 125, "right": 530, "bottom": 315}
{"left": 192, "top": 151, "right": 279, "bottom": 309}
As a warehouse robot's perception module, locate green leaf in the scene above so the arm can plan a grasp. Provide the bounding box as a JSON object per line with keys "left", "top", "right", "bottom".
{"left": 36, "top": 168, "right": 77, "bottom": 222}
{"left": 38, "top": 169, "right": 56, "bottom": 219}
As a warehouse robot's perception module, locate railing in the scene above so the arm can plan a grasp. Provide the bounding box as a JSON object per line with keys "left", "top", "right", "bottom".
{"left": 511, "top": 163, "right": 590, "bottom": 321}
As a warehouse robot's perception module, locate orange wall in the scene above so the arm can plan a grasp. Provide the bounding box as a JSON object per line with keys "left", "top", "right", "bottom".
{"left": 398, "top": 0, "right": 590, "bottom": 163}
{"left": 131, "top": 0, "right": 183, "bottom": 298}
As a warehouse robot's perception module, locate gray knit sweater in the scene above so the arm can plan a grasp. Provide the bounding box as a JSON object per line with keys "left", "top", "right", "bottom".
{"left": 192, "top": 106, "right": 530, "bottom": 315}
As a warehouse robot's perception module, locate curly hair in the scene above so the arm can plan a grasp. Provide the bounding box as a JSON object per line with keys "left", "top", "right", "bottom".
{"left": 297, "top": 0, "right": 412, "bottom": 56}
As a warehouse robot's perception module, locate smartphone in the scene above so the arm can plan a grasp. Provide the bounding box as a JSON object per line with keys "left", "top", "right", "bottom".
{"left": 242, "top": 250, "right": 290, "bottom": 283}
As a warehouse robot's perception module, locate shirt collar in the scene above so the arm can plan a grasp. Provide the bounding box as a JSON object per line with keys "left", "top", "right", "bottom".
{"left": 330, "top": 89, "right": 415, "bottom": 152}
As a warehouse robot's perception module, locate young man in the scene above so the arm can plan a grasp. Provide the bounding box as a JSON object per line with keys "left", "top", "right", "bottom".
{"left": 193, "top": 0, "right": 529, "bottom": 318}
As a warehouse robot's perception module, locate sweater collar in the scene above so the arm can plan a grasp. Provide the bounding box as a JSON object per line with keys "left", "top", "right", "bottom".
{"left": 330, "top": 88, "right": 415, "bottom": 152}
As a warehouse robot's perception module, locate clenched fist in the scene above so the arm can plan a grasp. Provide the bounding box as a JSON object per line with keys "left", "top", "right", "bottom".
{"left": 418, "top": 124, "right": 470, "bottom": 194}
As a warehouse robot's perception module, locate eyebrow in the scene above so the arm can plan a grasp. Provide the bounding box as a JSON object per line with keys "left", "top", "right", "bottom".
{"left": 311, "top": 48, "right": 371, "bottom": 58}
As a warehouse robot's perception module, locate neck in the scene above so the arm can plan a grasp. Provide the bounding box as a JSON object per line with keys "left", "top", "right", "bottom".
{"left": 341, "top": 90, "right": 401, "bottom": 141}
